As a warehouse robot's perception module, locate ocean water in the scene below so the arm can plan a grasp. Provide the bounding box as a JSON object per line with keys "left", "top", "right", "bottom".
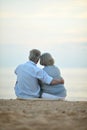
{"left": 0, "top": 67, "right": 87, "bottom": 101}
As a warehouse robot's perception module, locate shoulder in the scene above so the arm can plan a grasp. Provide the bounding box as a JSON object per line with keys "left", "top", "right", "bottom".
{"left": 53, "top": 65, "right": 60, "bottom": 71}
{"left": 16, "top": 64, "right": 23, "bottom": 69}
{"left": 44, "top": 65, "right": 57, "bottom": 71}
{"left": 15, "top": 64, "right": 23, "bottom": 73}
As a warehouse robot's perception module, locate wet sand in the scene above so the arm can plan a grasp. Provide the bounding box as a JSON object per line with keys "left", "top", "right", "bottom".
{"left": 0, "top": 99, "right": 87, "bottom": 130}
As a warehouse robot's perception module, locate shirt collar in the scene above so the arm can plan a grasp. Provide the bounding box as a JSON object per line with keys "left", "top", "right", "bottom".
{"left": 28, "top": 60, "right": 36, "bottom": 66}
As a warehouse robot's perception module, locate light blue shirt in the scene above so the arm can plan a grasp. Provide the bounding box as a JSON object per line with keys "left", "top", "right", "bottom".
{"left": 41, "top": 65, "right": 67, "bottom": 97}
{"left": 14, "top": 61, "right": 53, "bottom": 99}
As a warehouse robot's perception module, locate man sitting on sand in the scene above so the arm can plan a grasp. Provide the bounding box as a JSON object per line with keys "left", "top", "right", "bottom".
{"left": 14, "top": 49, "right": 64, "bottom": 99}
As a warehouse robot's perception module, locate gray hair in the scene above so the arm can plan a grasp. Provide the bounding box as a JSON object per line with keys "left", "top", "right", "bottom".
{"left": 40, "top": 53, "right": 54, "bottom": 66}
{"left": 29, "top": 49, "right": 41, "bottom": 62}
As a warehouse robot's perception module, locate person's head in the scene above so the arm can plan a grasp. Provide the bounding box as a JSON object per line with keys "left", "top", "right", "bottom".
{"left": 40, "top": 53, "right": 54, "bottom": 66}
{"left": 29, "top": 49, "right": 41, "bottom": 63}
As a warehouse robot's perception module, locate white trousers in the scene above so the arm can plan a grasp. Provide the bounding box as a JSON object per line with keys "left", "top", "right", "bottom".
{"left": 41, "top": 93, "right": 65, "bottom": 100}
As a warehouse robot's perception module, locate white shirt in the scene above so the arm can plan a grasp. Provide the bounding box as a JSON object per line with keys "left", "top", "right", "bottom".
{"left": 14, "top": 61, "right": 53, "bottom": 99}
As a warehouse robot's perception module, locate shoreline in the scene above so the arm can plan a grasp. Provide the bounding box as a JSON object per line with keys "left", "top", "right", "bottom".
{"left": 0, "top": 97, "right": 87, "bottom": 102}
{"left": 0, "top": 99, "right": 87, "bottom": 130}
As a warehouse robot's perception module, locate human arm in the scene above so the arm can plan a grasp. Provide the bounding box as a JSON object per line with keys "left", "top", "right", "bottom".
{"left": 36, "top": 67, "right": 64, "bottom": 85}
{"left": 50, "top": 78, "right": 64, "bottom": 85}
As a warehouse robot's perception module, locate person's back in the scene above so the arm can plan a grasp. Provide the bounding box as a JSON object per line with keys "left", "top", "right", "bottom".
{"left": 42, "top": 65, "right": 66, "bottom": 97}
{"left": 14, "top": 61, "right": 41, "bottom": 98}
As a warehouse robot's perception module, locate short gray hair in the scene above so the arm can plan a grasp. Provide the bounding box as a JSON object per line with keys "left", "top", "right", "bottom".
{"left": 29, "top": 49, "right": 41, "bottom": 62}
{"left": 40, "top": 53, "right": 54, "bottom": 66}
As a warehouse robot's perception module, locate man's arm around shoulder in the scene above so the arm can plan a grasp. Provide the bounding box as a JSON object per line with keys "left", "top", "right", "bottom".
{"left": 50, "top": 78, "right": 64, "bottom": 85}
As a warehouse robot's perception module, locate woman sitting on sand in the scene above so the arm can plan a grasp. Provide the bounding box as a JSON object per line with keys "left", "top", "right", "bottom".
{"left": 39, "top": 53, "right": 67, "bottom": 100}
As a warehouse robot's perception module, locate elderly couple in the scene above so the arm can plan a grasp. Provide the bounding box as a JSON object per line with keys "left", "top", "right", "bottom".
{"left": 14, "top": 49, "right": 67, "bottom": 100}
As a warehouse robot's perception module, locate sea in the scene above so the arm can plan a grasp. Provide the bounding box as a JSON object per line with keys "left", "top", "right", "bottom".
{"left": 0, "top": 67, "right": 87, "bottom": 101}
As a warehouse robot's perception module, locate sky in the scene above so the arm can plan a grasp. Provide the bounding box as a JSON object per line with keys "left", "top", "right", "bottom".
{"left": 0, "top": 0, "right": 87, "bottom": 68}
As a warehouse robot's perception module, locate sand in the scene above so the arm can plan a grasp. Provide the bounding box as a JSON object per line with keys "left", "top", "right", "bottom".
{"left": 0, "top": 99, "right": 87, "bottom": 130}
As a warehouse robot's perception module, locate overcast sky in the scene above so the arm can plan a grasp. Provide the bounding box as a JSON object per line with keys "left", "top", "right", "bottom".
{"left": 0, "top": 0, "right": 87, "bottom": 68}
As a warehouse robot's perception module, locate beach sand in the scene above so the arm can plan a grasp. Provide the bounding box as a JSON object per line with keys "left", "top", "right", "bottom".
{"left": 0, "top": 99, "right": 87, "bottom": 130}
